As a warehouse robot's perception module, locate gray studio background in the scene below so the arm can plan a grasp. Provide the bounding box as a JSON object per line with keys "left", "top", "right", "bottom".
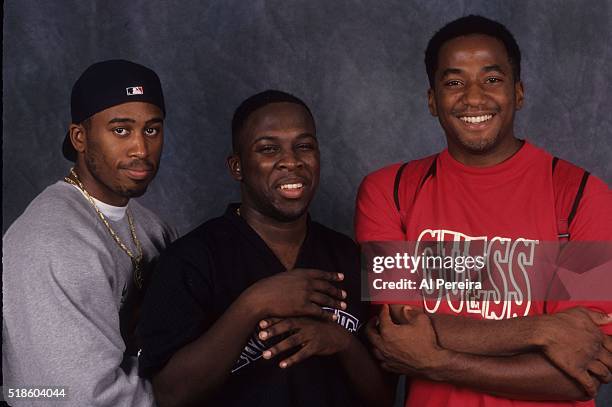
{"left": 3, "top": 1, "right": 612, "bottom": 405}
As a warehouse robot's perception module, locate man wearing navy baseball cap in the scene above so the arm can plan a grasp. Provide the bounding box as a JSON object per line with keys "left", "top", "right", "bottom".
{"left": 3, "top": 59, "right": 178, "bottom": 406}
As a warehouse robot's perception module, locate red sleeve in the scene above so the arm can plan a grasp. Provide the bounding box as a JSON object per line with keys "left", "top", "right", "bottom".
{"left": 354, "top": 164, "right": 405, "bottom": 243}
{"left": 549, "top": 175, "right": 612, "bottom": 334}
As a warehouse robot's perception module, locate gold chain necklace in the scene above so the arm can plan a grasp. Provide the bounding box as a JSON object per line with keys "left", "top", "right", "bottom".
{"left": 64, "top": 168, "right": 144, "bottom": 289}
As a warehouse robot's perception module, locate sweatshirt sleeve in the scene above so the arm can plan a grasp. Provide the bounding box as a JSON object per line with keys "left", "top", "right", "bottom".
{"left": 2, "top": 216, "right": 156, "bottom": 406}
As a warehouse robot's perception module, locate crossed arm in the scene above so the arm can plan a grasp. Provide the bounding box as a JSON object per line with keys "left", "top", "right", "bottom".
{"left": 366, "top": 304, "right": 612, "bottom": 401}
{"left": 355, "top": 169, "right": 612, "bottom": 401}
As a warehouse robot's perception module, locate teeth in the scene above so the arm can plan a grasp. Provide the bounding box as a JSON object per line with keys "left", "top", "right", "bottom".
{"left": 460, "top": 114, "right": 493, "bottom": 124}
{"left": 279, "top": 183, "right": 303, "bottom": 190}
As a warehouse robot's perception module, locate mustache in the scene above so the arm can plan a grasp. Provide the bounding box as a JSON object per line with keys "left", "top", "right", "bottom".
{"left": 119, "top": 160, "right": 155, "bottom": 171}
{"left": 451, "top": 106, "right": 500, "bottom": 115}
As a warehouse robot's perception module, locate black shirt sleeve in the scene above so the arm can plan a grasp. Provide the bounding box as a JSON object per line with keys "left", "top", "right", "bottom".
{"left": 137, "top": 243, "right": 215, "bottom": 378}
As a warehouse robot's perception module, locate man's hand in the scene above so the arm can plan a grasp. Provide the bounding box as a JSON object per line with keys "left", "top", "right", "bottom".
{"left": 257, "top": 317, "right": 352, "bottom": 368}
{"left": 242, "top": 269, "right": 347, "bottom": 322}
{"left": 535, "top": 307, "right": 612, "bottom": 396}
{"left": 366, "top": 304, "right": 448, "bottom": 378}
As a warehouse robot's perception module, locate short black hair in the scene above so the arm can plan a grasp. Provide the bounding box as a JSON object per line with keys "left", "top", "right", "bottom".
{"left": 231, "top": 90, "right": 314, "bottom": 153}
{"left": 425, "top": 15, "right": 521, "bottom": 88}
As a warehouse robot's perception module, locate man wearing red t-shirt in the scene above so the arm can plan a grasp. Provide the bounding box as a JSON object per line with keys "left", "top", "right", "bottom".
{"left": 355, "top": 15, "right": 612, "bottom": 406}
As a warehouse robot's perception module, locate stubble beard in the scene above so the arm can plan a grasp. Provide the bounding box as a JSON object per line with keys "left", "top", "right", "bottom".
{"left": 85, "top": 152, "right": 149, "bottom": 200}
{"left": 257, "top": 195, "right": 309, "bottom": 223}
{"left": 243, "top": 183, "right": 310, "bottom": 223}
{"left": 456, "top": 133, "right": 500, "bottom": 154}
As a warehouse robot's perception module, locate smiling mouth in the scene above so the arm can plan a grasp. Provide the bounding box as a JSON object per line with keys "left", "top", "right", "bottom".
{"left": 458, "top": 114, "right": 495, "bottom": 124}
{"left": 279, "top": 183, "right": 303, "bottom": 190}
{"left": 277, "top": 182, "right": 305, "bottom": 199}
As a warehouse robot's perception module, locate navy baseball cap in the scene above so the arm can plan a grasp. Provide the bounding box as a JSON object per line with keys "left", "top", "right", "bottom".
{"left": 62, "top": 59, "right": 166, "bottom": 161}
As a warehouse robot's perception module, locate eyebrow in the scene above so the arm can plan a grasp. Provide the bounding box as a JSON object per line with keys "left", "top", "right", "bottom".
{"left": 107, "top": 117, "right": 164, "bottom": 125}
{"left": 440, "top": 68, "right": 463, "bottom": 78}
{"left": 145, "top": 117, "right": 164, "bottom": 126}
{"left": 295, "top": 133, "right": 317, "bottom": 141}
{"left": 252, "top": 133, "right": 316, "bottom": 144}
{"left": 482, "top": 64, "right": 506, "bottom": 75}
{"left": 440, "top": 65, "right": 507, "bottom": 79}
{"left": 108, "top": 118, "right": 135, "bottom": 124}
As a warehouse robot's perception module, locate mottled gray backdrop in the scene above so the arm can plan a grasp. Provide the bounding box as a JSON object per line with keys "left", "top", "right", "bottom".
{"left": 3, "top": 0, "right": 611, "bottom": 404}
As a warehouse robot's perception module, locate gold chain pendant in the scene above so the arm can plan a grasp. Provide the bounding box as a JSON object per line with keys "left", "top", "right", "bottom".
{"left": 132, "top": 258, "right": 144, "bottom": 290}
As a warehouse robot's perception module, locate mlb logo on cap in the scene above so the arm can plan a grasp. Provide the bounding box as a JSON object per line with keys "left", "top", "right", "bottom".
{"left": 126, "top": 86, "right": 144, "bottom": 95}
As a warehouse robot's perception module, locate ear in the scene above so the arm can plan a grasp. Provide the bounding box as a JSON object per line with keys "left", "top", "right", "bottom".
{"left": 514, "top": 80, "right": 525, "bottom": 110}
{"left": 427, "top": 88, "right": 438, "bottom": 117}
{"left": 227, "top": 154, "right": 243, "bottom": 181}
{"left": 69, "top": 123, "right": 87, "bottom": 154}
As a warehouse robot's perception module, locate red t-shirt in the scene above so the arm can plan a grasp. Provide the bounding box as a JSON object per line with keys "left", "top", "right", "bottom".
{"left": 355, "top": 141, "right": 612, "bottom": 407}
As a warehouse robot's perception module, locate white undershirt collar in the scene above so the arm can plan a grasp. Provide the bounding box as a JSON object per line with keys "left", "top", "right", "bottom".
{"left": 70, "top": 184, "right": 128, "bottom": 221}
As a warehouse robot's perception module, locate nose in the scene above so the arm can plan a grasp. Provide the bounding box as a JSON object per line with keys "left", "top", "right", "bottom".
{"left": 462, "top": 82, "right": 487, "bottom": 107}
{"left": 277, "top": 149, "right": 303, "bottom": 171}
{"left": 128, "top": 133, "right": 148, "bottom": 158}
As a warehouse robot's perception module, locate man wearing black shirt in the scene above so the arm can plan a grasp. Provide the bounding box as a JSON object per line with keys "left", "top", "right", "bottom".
{"left": 138, "top": 90, "right": 392, "bottom": 407}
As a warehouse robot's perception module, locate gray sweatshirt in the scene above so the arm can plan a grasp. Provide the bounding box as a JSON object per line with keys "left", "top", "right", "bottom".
{"left": 3, "top": 181, "right": 177, "bottom": 406}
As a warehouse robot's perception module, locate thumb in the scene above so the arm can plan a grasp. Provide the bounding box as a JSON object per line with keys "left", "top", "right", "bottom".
{"left": 379, "top": 304, "right": 394, "bottom": 328}
{"left": 587, "top": 310, "right": 612, "bottom": 326}
{"left": 401, "top": 305, "right": 420, "bottom": 322}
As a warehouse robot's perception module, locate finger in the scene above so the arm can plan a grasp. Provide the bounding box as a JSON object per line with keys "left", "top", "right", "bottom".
{"left": 603, "top": 335, "right": 612, "bottom": 353}
{"left": 403, "top": 305, "right": 425, "bottom": 315}
{"left": 587, "top": 360, "right": 612, "bottom": 384}
{"left": 262, "top": 334, "right": 303, "bottom": 360}
{"left": 365, "top": 318, "right": 387, "bottom": 351}
{"left": 311, "top": 279, "right": 346, "bottom": 300}
{"left": 599, "top": 345, "right": 612, "bottom": 369}
{"left": 309, "top": 291, "right": 347, "bottom": 311}
{"left": 378, "top": 304, "right": 395, "bottom": 330}
{"left": 389, "top": 304, "right": 408, "bottom": 324}
{"left": 401, "top": 305, "right": 422, "bottom": 322}
{"left": 304, "top": 303, "right": 338, "bottom": 322}
{"left": 595, "top": 349, "right": 612, "bottom": 383}
{"left": 259, "top": 319, "right": 298, "bottom": 341}
{"left": 585, "top": 309, "right": 612, "bottom": 326}
{"left": 279, "top": 345, "right": 312, "bottom": 368}
{"left": 259, "top": 318, "right": 283, "bottom": 329}
{"left": 303, "top": 269, "right": 344, "bottom": 282}
{"left": 573, "top": 370, "right": 598, "bottom": 398}
{"left": 389, "top": 305, "right": 412, "bottom": 325}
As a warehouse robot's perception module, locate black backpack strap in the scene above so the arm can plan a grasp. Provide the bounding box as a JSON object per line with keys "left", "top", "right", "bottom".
{"left": 544, "top": 158, "right": 590, "bottom": 314}
{"left": 418, "top": 156, "right": 438, "bottom": 191}
{"left": 393, "top": 162, "right": 410, "bottom": 212}
{"left": 552, "top": 156, "right": 590, "bottom": 240}
{"left": 552, "top": 156, "right": 559, "bottom": 172}
{"left": 393, "top": 155, "right": 438, "bottom": 218}
{"left": 567, "top": 171, "right": 590, "bottom": 228}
